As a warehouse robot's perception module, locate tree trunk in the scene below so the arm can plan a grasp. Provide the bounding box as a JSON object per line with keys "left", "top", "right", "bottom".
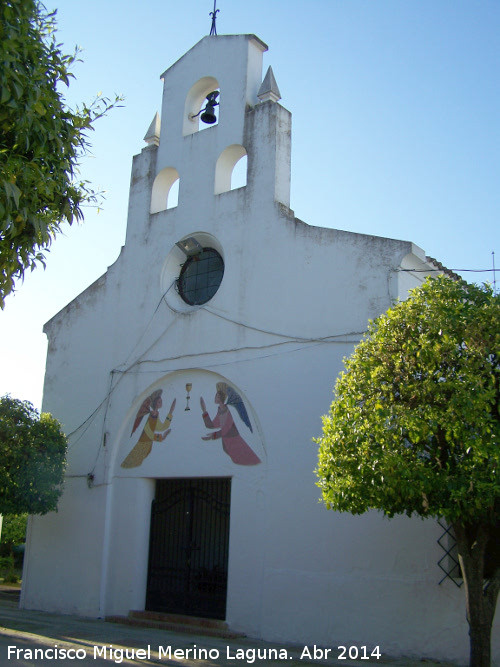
{"left": 453, "top": 521, "right": 500, "bottom": 667}
{"left": 468, "top": 623, "right": 492, "bottom": 667}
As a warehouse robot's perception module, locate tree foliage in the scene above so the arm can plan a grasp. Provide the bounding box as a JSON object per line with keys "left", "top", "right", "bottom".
{"left": 1, "top": 513, "right": 28, "bottom": 548}
{"left": 316, "top": 275, "right": 500, "bottom": 667}
{"left": 0, "top": 0, "right": 121, "bottom": 307}
{"left": 0, "top": 396, "right": 67, "bottom": 515}
{"left": 0, "top": 513, "right": 27, "bottom": 583}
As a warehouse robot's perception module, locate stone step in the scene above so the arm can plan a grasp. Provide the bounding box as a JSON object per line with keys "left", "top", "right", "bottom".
{"left": 106, "top": 611, "right": 246, "bottom": 639}
{"left": 128, "top": 610, "right": 228, "bottom": 629}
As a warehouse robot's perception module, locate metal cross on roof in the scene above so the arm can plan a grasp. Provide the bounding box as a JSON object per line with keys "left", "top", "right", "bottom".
{"left": 209, "top": 0, "right": 219, "bottom": 36}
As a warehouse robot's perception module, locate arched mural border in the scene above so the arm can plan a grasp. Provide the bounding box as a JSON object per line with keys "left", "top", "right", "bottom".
{"left": 108, "top": 368, "right": 267, "bottom": 479}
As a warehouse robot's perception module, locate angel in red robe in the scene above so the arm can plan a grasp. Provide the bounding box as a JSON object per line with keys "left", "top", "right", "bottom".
{"left": 200, "top": 382, "right": 260, "bottom": 466}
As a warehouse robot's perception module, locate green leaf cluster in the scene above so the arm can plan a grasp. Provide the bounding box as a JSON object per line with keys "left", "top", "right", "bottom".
{"left": 316, "top": 276, "right": 500, "bottom": 526}
{"left": 1, "top": 513, "right": 27, "bottom": 548}
{"left": 0, "top": 0, "right": 122, "bottom": 307}
{"left": 0, "top": 395, "right": 67, "bottom": 515}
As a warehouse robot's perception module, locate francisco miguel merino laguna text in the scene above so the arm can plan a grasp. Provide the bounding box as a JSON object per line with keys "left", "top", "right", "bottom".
{"left": 8, "top": 643, "right": 382, "bottom": 662}
{"left": 8, "top": 644, "right": 291, "bottom": 663}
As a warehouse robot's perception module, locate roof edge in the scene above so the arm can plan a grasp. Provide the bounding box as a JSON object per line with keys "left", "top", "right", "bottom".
{"left": 160, "top": 34, "right": 268, "bottom": 80}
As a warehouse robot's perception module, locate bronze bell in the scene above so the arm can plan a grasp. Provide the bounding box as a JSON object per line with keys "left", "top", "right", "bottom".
{"left": 200, "top": 91, "right": 219, "bottom": 124}
{"left": 200, "top": 104, "right": 217, "bottom": 124}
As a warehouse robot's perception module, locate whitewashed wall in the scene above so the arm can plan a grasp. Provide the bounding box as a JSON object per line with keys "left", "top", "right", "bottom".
{"left": 21, "top": 34, "right": 497, "bottom": 664}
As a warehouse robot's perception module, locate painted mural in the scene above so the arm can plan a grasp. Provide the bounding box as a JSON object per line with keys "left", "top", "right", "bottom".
{"left": 200, "top": 382, "right": 261, "bottom": 466}
{"left": 121, "top": 390, "right": 176, "bottom": 468}
{"left": 121, "top": 381, "right": 260, "bottom": 469}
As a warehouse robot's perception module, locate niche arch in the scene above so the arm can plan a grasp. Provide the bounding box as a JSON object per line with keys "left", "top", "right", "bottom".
{"left": 112, "top": 368, "right": 265, "bottom": 476}
{"left": 183, "top": 76, "right": 220, "bottom": 136}
{"left": 214, "top": 145, "right": 247, "bottom": 195}
{"left": 151, "top": 168, "right": 180, "bottom": 214}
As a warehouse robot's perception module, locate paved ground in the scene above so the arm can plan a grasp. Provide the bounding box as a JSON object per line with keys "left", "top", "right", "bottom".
{"left": 0, "top": 586, "right": 462, "bottom": 667}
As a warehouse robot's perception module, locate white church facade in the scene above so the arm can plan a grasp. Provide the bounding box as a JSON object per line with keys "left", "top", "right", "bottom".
{"left": 21, "top": 34, "right": 499, "bottom": 663}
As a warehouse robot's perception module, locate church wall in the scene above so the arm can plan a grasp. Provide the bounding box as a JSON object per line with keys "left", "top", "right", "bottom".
{"left": 21, "top": 479, "right": 107, "bottom": 616}
{"left": 20, "top": 33, "right": 499, "bottom": 664}
{"left": 103, "top": 478, "right": 156, "bottom": 614}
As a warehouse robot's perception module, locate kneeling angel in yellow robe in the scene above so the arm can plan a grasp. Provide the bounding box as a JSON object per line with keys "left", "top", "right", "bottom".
{"left": 121, "top": 390, "right": 176, "bottom": 469}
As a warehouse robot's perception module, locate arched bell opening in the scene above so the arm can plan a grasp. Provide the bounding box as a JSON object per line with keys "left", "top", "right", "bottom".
{"left": 214, "top": 145, "right": 247, "bottom": 195}
{"left": 151, "top": 167, "right": 180, "bottom": 214}
{"left": 183, "top": 76, "right": 220, "bottom": 136}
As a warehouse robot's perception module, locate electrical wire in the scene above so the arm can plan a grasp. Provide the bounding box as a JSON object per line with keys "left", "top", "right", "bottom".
{"left": 69, "top": 257, "right": 496, "bottom": 451}
{"left": 398, "top": 268, "right": 497, "bottom": 273}
{"left": 201, "top": 304, "right": 366, "bottom": 343}
{"left": 60, "top": 259, "right": 497, "bottom": 458}
{"left": 63, "top": 297, "right": 365, "bottom": 449}
{"left": 112, "top": 335, "right": 362, "bottom": 372}
{"left": 121, "top": 279, "right": 177, "bottom": 366}
{"left": 111, "top": 337, "right": 358, "bottom": 376}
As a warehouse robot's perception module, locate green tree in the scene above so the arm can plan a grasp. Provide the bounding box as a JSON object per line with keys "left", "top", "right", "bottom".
{"left": 316, "top": 276, "right": 500, "bottom": 667}
{"left": 0, "top": 514, "right": 27, "bottom": 583}
{"left": 0, "top": 0, "right": 121, "bottom": 307}
{"left": 0, "top": 396, "right": 67, "bottom": 515}
{"left": 1, "top": 513, "right": 27, "bottom": 548}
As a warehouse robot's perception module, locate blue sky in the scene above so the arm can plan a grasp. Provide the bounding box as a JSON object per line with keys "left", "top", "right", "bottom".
{"left": 1, "top": 0, "right": 499, "bottom": 410}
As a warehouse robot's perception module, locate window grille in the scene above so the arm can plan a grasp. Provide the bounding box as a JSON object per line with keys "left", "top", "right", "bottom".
{"left": 437, "top": 519, "right": 463, "bottom": 588}
{"left": 177, "top": 248, "right": 224, "bottom": 306}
